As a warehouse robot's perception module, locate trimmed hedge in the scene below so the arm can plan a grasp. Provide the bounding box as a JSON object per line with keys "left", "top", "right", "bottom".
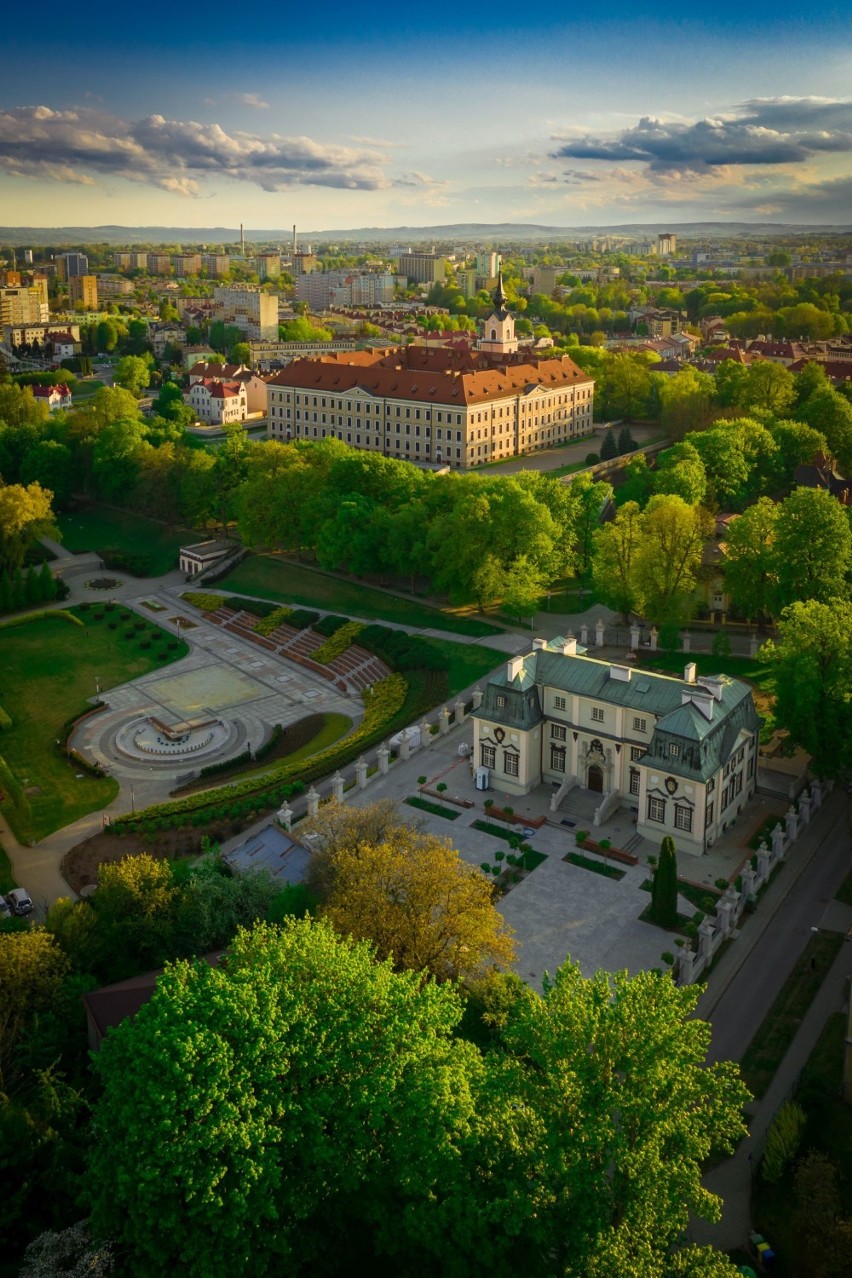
{"left": 182, "top": 592, "right": 227, "bottom": 612}
{"left": 288, "top": 609, "right": 320, "bottom": 630}
{"left": 253, "top": 607, "right": 293, "bottom": 636}
{"left": 226, "top": 595, "right": 281, "bottom": 619}
{"left": 200, "top": 749, "right": 252, "bottom": 779}
{"left": 313, "top": 614, "right": 348, "bottom": 638}
{"left": 255, "top": 723, "right": 284, "bottom": 761}
{"left": 314, "top": 620, "right": 363, "bottom": 664}
{"left": 358, "top": 624, "right": 445, "bottom": 672}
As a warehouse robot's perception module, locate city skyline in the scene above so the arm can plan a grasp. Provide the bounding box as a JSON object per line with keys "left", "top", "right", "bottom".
{"left": 3, "top": 2, "right": 852, "bottom": 228}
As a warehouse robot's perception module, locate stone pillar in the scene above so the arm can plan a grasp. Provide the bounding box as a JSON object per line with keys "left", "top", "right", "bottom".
{"left": 377, "top": 744, "right": 390, "bottom": 775}
{"left": 580, "top": 622, "right": 589, "bottom": 647}
{"left": 741, "top": 864, "right": 757, "bottom": 899}
{"left": 306, "top": 786, "right": 320, "bottom": 819}
{"left": 698, "top": 917, "right": 714, "bottom": 965}
{"left": 716, "top": 897, "right": 734, "bottom": 937}
{"left": 772, "top": 822, "right": 786, "bottom": 862}
{"left": 811, "top": 778, "right": 823, "bottom": 809}
{"left": 630, "top": 624, "right": 641, "bottom": 651}
{"left": 439, "top": 706, "right": 451, "bottom": 736}
{"left": 799, "top": 792, "right": 811, "bottom": 826}
{"left": 471, "top": 686, "right": 483, "bottom": 711}
{"left": 785, "top": 807, "right": 798, "bottom": 842}
{"left": 399, "top": 730, "right": 411, "bottom": 762}
{"left": 595, "top": 617, "right": 605, "bottom": 648}
{"left": 679, "top": 946, "right": 696, "bottom": 985}
{"left": 757, "top": 844, "right": 771, "bottom": 885}
{"left": 419, "top": 720, "right": 431, "bottom": 749}
{"left": 355, "top": 757, "right": 368, "bottom": 790}
{"left": 276, "top": 804, "right": 293, "bottom": 832}
{"left": 454, "top": 698, "right": 466, "bottom": 724}
{"left": 749, "top": 633, "right": 759, "bottom": 658}
{"left": 650, "top": 626, "right": 658, "bottom": 652}
{"left": 331, "top": 772, "right": 345, "bottom": 802}
{"left": 681, "top": 631, "right": 691, "bottom": 653}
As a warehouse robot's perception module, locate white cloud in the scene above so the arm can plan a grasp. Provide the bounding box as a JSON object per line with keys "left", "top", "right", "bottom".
{"left": 240, "top": 93, "right": 269, "bottom": 110}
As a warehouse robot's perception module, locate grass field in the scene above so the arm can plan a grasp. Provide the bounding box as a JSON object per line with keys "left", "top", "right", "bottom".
{"left": 56, "top": 507, "right": 197, "bottom": 576}
{"left": 0, "top": 607, "right": 188, "bottom": 842}
{"left": 739, "top": 930, "right": 845, "bottom": 1100}
{"left": 218, "top": 555, "right": 504, "bottom": 637}
{"left": 415, "top": 637, "right": 506, "bottom": 695}
{"left": 71, "top": 379, "right": 105, "bottom": 400}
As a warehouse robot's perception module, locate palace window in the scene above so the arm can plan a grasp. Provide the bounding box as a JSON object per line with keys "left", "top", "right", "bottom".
{"left": 674, "top": 804, "right": 693, "bottom": 833}
{"left": 550, "top": 745, "right": 566, "bottom": 772}
{"left": 481, "top": 744, "right": 496, "bottom": 769}
{"left": 647, "top": 796, "right": 666, "bottom": 823}
{"left": 705, "top": 802, "right": 714, "bottom": 828}
{"left": 669, "top": 742, "right": 680, "bottom": 759}
{"left": 551, "top": 724, "right": 567, "bottom": 741}
{"left": 504, "top": 752, "right": 519, "bottom": 778}
{"left": 496, "top": 695, "right": 506, "bottom": 707}
{"left": 554, "top": 695, "right": 566, "bottom": 710}
{"left": 591, "top": 707, "right": 604, "bottom": 723}
{"left": 629, "top": 768, "right": 640, "bottom": 796}
{"left": 633, "top": 717, "right": 646, "bottom": 732}
{"left": 631, "top": 746, "right": 643, "bottom": 762}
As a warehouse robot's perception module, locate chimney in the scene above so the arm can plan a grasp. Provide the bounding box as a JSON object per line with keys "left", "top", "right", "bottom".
{"left": 683, "top": 689, "right": 714, "bottom": 721}
{"left": 684, "top": 662, "right": 697, "bottom": 684}
{"left": 562, "top": 635, "right": 577, "bottom": 656}
{"left": 532, "top": 637, "right": 547, "bottom": 650}
{"left": 293, "top": 224, "right": 297, "bottom": 257}
{"left": 507, "top": 656, "right": 525, "bottom": 682}
{"left": 697, "top": 675, "right": 725, "bottom": 702}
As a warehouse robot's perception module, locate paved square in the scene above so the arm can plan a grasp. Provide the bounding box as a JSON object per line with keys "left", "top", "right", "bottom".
{"left": 144, "top": 666, "right": 268, "bottom": 715}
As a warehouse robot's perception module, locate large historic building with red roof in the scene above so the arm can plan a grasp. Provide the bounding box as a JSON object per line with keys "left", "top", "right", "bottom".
{"left": 265, "top": 276, "right": 595, "bottom": 468}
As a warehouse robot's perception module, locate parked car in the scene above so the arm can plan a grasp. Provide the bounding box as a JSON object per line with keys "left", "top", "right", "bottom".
{"left": 5, "top": 888, "right": 33, "bottom": 916}
{"left": 0, "top": 896, "right": 11, "bottom": 920}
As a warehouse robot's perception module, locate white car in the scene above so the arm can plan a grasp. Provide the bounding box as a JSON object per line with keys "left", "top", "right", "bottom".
{"left": 0, "top": 896, "right": 11, "bottom": 920}
{"left": 5, "top": 888, "right": 33, "bottom": 916}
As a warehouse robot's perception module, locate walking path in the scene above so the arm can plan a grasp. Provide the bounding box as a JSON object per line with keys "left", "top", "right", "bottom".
{"left": 688, "top": 789, "right": 852, "bottom": 1251}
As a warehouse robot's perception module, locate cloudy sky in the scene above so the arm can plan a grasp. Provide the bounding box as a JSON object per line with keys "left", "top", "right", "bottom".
{"left": 4, "top": 1, "right": 852, "bottom": 230}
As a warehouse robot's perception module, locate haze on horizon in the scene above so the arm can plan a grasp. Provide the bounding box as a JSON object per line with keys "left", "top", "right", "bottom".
{"left": 4, "top": 0, "right": 852, "bottom": 231}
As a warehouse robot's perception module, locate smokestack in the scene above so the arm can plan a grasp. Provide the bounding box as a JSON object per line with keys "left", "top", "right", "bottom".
{"left": 293, "top": 224, "right": 297, "bottom": 257}
{"left": 240, "top": 223, "right": 245, "bottom": 255}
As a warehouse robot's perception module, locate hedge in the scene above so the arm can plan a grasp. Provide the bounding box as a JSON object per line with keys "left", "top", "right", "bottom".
{"left": 313, "top": 620, "right": 363, "bottom": 664}
{"left": 226, "top": 595, "right": 280, "bottom": 619}
{"left": 358, "top": 624, "right": 445, "bottom": 672}
{"left": 199, "top": 749, "right": 252, "bottom": 779}
{"left": 0, "top": 608, "right": 83, "bottom": 631}
{"left": 182, "top": 592, "right": 226, "bottom": 612}
{"left": 313, "top": 614, "right": 348, "bottom": 638}
{"left": 288, "top": 609, "right": 320, "bottom": 630}
{"left": 253, "top": 607, "right": 293, "bottom": 636}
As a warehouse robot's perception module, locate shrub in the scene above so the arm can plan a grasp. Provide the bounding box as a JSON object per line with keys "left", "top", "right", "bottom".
{"left": 575, "top": 830, "right": 589, "bottom": 844}
{"left": 761, "top": 1102, "right": 807, "bottom": 1184}
{"left": 182, "top": 592, "right": 226, "bottom": 612}
{"left": 225, "top": 595, "right": 280, "bottom": 618}
{"left": 313, "top": 614, "right": 348, "bottom": 638}
{"left": 139, "top": 640, "right": 151, "bottom": 650}
{"left": 584, "top": 452, "right": 600, "bottom": 465}
{"left": 253, "top": 607, "right": 294, "bottom": 636}
{"left": 288, "top": 609, "right": 320, "bottom": 630}
{"left": 108, "top": 621, "right": 118, "bottom": 630}
{"left": 124, "top": 629, "right": 135, "bottom": 639}
{"left": 661, "top": 951, "right": 675, "bottom": 966}
{"left": 314, "top": 620, "right": 363, "bottom": 664}
{"left": 480, "top": 862, "right": 491, "bottom": 874}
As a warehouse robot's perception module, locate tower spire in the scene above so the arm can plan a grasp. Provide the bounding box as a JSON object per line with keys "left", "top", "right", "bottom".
{"left": 492, "top": 268, "right": 508, "bottom": 314}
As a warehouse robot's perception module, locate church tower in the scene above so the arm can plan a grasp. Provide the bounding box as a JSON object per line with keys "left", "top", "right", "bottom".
{"left": 477, "top": 270, "right": 519, "bottom": 358}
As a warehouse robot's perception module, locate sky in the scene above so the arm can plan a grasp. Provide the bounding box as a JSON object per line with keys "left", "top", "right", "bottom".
{"left": 3, "top": 2, "right": 852, "bottom": 232}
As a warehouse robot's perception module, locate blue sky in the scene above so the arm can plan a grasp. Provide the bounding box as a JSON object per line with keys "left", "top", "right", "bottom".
{"left": 3, "top": 3, "right": 852, "bottom": 230}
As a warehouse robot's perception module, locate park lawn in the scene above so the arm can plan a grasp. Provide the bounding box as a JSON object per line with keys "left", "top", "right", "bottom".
{"left": 414, "top": 637, "right": 507, "bottom": 696}
{"left": 56, "top": 507, "right": 197, "bottom": 576}
{"left": 218, "top": 554, "right": 504, "bottom": 638}
{"left": 0, "top": 608, "right": 188, "bottom": 842}
{"left": 71, "top": 379, "right": 105, "bottom": 400}
{"left": 195, "top": 713, "right": 355, "bottom": 791}
{"left": 739, "top": 930, "right": 845, "bottom": 1101}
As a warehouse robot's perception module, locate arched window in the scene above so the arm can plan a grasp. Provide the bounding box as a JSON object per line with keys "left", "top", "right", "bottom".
{"left": 490, "top": 328, "right": 497, "bottom": 340}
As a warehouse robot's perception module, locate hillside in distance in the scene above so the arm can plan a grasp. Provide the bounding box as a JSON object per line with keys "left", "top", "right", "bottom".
{"left": 2, "top": 221, "right": 852, "bottom": 248}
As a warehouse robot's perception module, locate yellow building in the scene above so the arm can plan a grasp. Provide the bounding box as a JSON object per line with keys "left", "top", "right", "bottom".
{"left": 68, "top": 275, "right": 98, "bottom": 309}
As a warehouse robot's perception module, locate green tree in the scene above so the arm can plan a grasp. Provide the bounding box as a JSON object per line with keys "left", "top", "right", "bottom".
{"left": 658, "top": 367, "right": 717, "bottom": 440}
{"left": 762, "top": 598, "right": 852, "bottom": 779}
{"left": 600, "top": 429, "right": 618, "bottom": 460}
{"left": 592, "top": 501, "right": 644, "bottom": 621}
{"left": 602, "top": 353, "right": 654, "bottom": 420}
{"left": 738, "top": 361, "right": 796, "bottom": 415}
{"left": 651, "top": 836, "right": 678, "bottom": 928}
{"left": 654, "top": 441, "right": 707, "bottom": 506}
{"left": 722, "top": 498, "right": 778, "bottom": 623}
{"left": 114, "top": 355, "right": 151, "bottom": 398}
{"left": 772, "top": 487, "right": 852, "bottom": 613}
{"left": 799, "top": 387, "right": 852, "bottom": 471}
{"left": 0, "top": 481, "right": 58, "bottom": 574}
{"left": 634, "top": 495, "right": 711, "bottom": 625}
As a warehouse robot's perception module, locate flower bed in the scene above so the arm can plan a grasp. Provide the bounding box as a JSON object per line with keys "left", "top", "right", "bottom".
{"left": 314, "top": 620, "right": 363, "bottom": 664}
{"left": 182, "top": 592, "right": 226, "bottom": 612}
{"left": 253, "top": 607, "right": 293, "bottom": 636}
{"left": 404, "top": 796, "right": 461, "bottom": 820}
{"left": 564, "top": 851, "right": 625, "bottom": 880}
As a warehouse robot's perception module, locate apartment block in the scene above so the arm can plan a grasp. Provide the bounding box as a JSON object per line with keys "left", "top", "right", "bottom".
{"left": 68, "top": 275, "right": 98, "bottom": 309}
{"left": 173, "top": 254, "right": 202, "bottom": 277}
{"left": 213, "top": 286, "right": 279, "bottom": 340}
{"left": 255, "top": 253, "right": 281, "bottom": 281}
{"left": 397, "top": 252, "right": 448, "bottom": 285}
{"left": 0, "top": 286, "right": 50, "bottom": 326}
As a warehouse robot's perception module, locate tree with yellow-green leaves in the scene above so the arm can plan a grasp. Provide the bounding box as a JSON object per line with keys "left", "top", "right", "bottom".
{"left": 0, "top": 480, "right": 58, "bottom": 574}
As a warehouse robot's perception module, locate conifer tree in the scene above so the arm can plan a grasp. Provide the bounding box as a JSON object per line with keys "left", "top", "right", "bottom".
{"left": 600, "top": 429, "right": 618, "bottom": 460}
{"left": 652, "top": 836, "right": 678, "bottom": 928}
{"left": 618, "top": 424, "right": 637, "bottom": 454}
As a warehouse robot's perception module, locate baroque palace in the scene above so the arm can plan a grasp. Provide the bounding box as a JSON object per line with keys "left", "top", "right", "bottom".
{"left": 472, "top": 639, "right": 760, "bottom": 857}
{"left": 266, "top": 276, "right": 594, "bottom": 468}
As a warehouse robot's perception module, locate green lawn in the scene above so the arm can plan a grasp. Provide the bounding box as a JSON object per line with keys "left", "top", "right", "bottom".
{"left": 71, "top": 378, "right": 105, "bottom": 400}
{"left": 414, "top": 637, "right": 506, "bottom": 696}
{"left": 404, "top": 796, "right": 461, "bottom": 820}
{"left": 56, "top": 507, "right": 198, "bottom": 576}
{"left": 218, "top": 555, "right": 504, "bottom": 637}
{"left": 739, "top": 931, "right": 845, "bottom": 1100}
{"left": 0, "top": 607, "right": 189, "bottom": 842}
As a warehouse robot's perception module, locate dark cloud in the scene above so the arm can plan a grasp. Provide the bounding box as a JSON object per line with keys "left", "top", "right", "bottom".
{"left": 551, "top": 97, "right": 852, "bottom": 172}
{"left": 0, "top": 104, "right": 392, "bottom": 194}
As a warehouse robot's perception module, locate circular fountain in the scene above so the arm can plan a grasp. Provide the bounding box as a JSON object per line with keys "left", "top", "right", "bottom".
{"left": 114, "top": 712, "right": 236, "bottom": 766}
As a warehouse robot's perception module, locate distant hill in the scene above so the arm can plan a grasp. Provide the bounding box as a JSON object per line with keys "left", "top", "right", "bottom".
{"left": 1, "top": 221, "right": 850, "bottom": 248}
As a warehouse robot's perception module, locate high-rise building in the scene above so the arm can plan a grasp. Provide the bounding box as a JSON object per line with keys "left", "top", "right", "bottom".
{"left": 68, "top": 275, "right": 98, "bottom": 309}
{"left": 63, "top": 252, "right": 89, "bottom": 279}
{"left": 255, "top": 253, "right": 281, "bottom": 281}
{"left": 397, "top": 252, "right": 447, "bottom": 285}
{"left": 202, "top": 254, "right": 231, "bottom": 279}
{"left": 213, "top": 286, "right": 278, "bottom": 340}
{"left": 0, "top": 286, "right": 50, "bottom": 326}
{"left": 148, "top": 254, "right": 173, "bottom": 275}
{"left": 173, "top": 254, "right": 202, "bottom": 277}
{"left": 476, "top": 251, "right": 501, "bottom": 279}
{"left": 657, "top": 232, "right": 677, "bottom": 257}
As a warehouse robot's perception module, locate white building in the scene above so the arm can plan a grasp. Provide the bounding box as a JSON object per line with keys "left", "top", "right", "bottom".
{"left": 472, "top": 640, "right": 760, "bottom": 857}
{"left": 32, "top": 383, "right": 73, "bottom": 412}
{"left": 213, "top": 286, "right": 279, "bottom": 340}
{"left": 184, "top": 377, "right": 248, "bottom": 425}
